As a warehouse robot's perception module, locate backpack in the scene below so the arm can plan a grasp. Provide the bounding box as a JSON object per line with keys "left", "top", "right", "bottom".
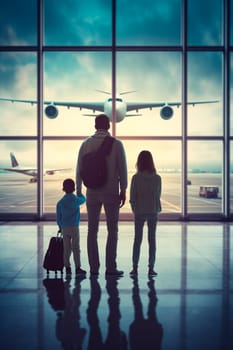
{"left": 80, "top": 136, "right": 115, "bottom": 189}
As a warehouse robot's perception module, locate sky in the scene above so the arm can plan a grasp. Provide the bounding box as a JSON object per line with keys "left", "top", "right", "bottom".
{"left": 0, "top": 0, "right": 231, "bottom": 172}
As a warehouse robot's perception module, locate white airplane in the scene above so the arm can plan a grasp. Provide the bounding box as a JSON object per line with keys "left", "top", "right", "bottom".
{"left": 1, "top": 152, "right": 71, "bottom": 183}
{"left": 0, "top": 90, "right": 218, "bottom": 122}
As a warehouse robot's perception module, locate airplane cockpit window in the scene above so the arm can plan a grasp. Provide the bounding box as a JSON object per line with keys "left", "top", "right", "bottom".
{"left": 107, "top": 98, "right": 123, "bottom": 102}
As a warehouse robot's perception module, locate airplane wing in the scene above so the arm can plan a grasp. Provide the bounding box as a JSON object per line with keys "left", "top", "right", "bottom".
{"left": 126, "top": 100, "right": 219, "bottom": 112}
{"left": 0, "top": 97, "right": 218, "bottom": 112}
{"left": 0, "top": 97, "right": 104, "bottom": 112}
{"left": 2, "top": 167, "right": 37, "bottom": 177}
{"left": 2, "top": 166, "right": 71, "bottom": 176}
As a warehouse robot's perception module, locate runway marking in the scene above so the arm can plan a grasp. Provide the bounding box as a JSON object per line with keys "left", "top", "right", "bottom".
{"left": 161, "top": 199, "right": 180, "bottom": 212}
{"left": 189, "top": 196, "right": 221, "bottom": 206}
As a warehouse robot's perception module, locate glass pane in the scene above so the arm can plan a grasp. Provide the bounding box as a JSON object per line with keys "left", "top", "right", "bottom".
{"left": 230, "top": 142, "right": 233, "bottom": 213}
{"left": 116, "top": 52, "right": 182, "bottom": 136}
{"left": 0, "top": 0, "right": 37, "bottom": 45}
{"left": 125, "top": 140, "right": 182, "bottom": 215}
{"left": 231, "top": 54, "right": 233, "bottom": 135}
{"left": 187, "top": 52, "right": 223, "bottom": 136}
{"left": 44, "top": 140, "right": 78, "bottom": 214}
{"left": 44, "top": 0, "right": 111, "bottom": 46}
{"left": 43, "top": 140, "right": 182, "bottom": 215}
{"left": 116, "top": 0, "right": 181, "bottom": 46}
{"left": 0, "top": 52, "right": 37, "bottom": 136}
{"left": 188, "top": 0, "right": 223, "bottom": 46}
{"left": 43, "top": 52, "right": 111, "bottom": 136}
{"left": 230, "top": 227, "right": 233, "bottom": 290}
{"left": 188, "top": 141, "right": 222, "bottom": 214}
{"left": 0, "top": 141, "right": 37, "bottom": 214}
{"left": 231, "top": 0, "right": 233, "bottom": 45}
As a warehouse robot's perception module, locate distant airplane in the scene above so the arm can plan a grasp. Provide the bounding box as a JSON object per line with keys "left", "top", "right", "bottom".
{"left": 1, "top": 152, "right": 71, "bottom": 183}
{"left": 0, "top": 90, "right": 219, "bottom": 122}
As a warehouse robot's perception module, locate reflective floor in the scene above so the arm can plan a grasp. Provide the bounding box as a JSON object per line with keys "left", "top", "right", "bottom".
{"left": 0, "top": 221, "right": 232, "bottom": 350}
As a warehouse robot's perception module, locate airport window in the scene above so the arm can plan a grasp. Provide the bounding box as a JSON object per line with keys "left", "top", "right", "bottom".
{"left": 123, "top": 140, "right": 182, "bottom": 218}
{"left": 187, "top": 141, "right": 223, "bottom": 214}
{"left": 187, "top": 52, "right": 223, "bottom": 136}
{"left": 43, "top": 51, "right": 112, "bottom": 136}
{"left": 116, "top": 52, "right": 182, "bottom": 136}
{"left": 0, "top": 52, "right": 37, "bottom": 136}
{"left": 231, "top": 0, "right": 233, "bottom": 45}
{"left": 43, "top": 0, "right": 112, "bottom": 46}
{"left": 187, "top": 0, "right": 223, "bottom": 46}
{"left": 0, "top": 140, "right": 37, "bottom": 215}
{"left": 230, "top": 142, "right": 233, "bottom": 212}
{"left": 116, "top": 0, "right": 182, "bottom": 46}
{"left": 0, "top": 0, "right": 232, "bottom": 221}
{"left": 0, "top": 0, "right": 37, "bottom": 46}
{"left": 231, "top": 54, "right": 233, "bottom": 135}
{"left": 43, "top": 140, "right": 81, "bottom": 214}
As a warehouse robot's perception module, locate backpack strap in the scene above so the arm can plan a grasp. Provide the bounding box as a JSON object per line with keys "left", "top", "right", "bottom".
{"left": 98, "top": 136, "right": 115, "bottom": 156}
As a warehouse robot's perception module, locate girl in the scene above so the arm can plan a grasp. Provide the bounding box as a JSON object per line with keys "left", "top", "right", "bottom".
{"left": 130, "top": 151, "right": 162, "bottom": 276}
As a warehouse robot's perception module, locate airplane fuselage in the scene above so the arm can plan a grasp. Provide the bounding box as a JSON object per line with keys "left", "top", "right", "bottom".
{"left": 104, "top": 97, "right": 127, "bottom": 122}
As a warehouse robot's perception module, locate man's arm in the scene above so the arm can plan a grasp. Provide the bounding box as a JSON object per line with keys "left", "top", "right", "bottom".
{"left": 76, "top": 145, "right": 84, "bottom": 196}
{"left": 117, "top": 141, "right": 128, "bottom": 207}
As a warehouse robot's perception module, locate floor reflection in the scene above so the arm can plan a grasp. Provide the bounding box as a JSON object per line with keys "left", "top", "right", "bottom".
{"left": 43, "top": 274, "right": 164, "bottom": 350}
{"left": 44, "top": 276, "right": 86, "bottom": 349}
{"left": 0, "top": 222, "right": 232, "bottom": 349}
{"left": 129, "top": 277, "right": 163, "bottom": 350}
{"left": 87, "top": 276, "right": 103, "bottom": 349}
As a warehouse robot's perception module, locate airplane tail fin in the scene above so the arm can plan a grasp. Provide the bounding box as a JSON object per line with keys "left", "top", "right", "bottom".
{"left": 10, "top": 152, "right": 19, "bottom": 167}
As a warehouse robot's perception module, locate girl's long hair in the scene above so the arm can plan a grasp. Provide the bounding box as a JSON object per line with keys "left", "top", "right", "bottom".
{"left": 136, "top": 150, "right": 156, "bottom": 174}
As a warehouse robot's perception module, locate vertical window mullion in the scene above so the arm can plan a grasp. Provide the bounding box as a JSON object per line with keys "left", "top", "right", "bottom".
{"left": 37, "top": 0, "right": 44, "bottom": 218}
{"left": 112, "top": 0, "right": 116, "bottom": 137}
{"left": 223, "top": 0, "right": 230, "bottom": 218}
{"left": 182, "top": 0, "right": 188, "bottom": 219}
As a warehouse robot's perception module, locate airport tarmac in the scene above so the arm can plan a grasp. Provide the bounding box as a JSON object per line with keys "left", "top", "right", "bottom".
{"left": 0, "top": 171, "right": 229, "bottom": 215}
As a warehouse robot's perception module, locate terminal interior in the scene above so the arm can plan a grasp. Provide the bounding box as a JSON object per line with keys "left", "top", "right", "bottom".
{"left": 0, "top": 1, "right": 233, "bottom": 349}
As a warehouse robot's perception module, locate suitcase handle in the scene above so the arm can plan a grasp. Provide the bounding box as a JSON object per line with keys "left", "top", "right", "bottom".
{"left": 57, "top": 229, "right": 62, "bottom": 238}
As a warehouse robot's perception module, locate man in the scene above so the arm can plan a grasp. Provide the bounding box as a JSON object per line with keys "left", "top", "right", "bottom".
{"left": 76, "top": 114, "right": 128, "bottom": 276}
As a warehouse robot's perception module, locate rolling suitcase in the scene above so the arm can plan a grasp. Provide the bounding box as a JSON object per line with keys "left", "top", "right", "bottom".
{"left": 43, "top": 231, "right": 64, "bottom": 276}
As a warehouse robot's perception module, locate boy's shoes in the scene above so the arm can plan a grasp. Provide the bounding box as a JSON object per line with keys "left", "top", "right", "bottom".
{"left": 148, "top": 269, "right": 158, "bottom": 276}
{"left": 105, "top": 269, "right": 124, "bottom": 276}
{"left": 75, "top": 267, "right": 86, "bottom": 275}
{"left": 66, "top": 267, "right": 72, "bottom": 276}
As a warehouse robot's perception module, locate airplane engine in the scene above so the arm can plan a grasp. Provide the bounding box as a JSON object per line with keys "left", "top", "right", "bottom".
{"left": 160, "top": 105, "right": 174, "bottom": 120}
{"left": 45, "top": 104, "right": 59, "bottom": 119}
{"left": 46, "top": 171, "right": 55, "bottom": 175}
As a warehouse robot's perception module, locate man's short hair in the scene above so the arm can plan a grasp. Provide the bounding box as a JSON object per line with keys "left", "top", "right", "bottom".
{"left": 95, "top": 114, "right": 110, "bottom": 130}
{"left": 63, "top": 178, "right": 75, "bottom": 193}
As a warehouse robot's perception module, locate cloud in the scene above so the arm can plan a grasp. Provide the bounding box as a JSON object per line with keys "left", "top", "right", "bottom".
{"left": 0, "top": 1, "right": 36, "bottom": 45}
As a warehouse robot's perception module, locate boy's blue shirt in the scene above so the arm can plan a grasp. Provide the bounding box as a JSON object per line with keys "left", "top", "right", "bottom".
{"left": 56, "top": 193, "right": 86, "bottom": 229}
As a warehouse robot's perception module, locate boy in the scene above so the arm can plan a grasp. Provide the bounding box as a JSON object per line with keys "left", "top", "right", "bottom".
{"left": 56, "top": 178, "right": 86, "bottom": 276}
